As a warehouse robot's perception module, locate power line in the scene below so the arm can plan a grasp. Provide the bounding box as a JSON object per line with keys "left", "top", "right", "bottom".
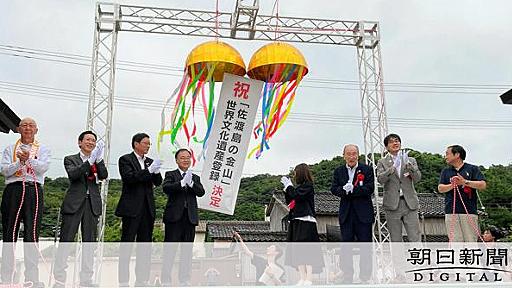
{"left": 2, "top": 47, "right": 503, "bottom": 94}
{"left": 0, "top": 51, "right": 500, "bottom": 95}
{"left": 1, "top": 43, "right": 511, "bottom": 129}
{"left": 0, "top": 45, "right": 183, "bottom": 72}
{"left": 1, "top": 83, "right": 511, "bottom": 130}
{"left": 1, "top": 80, "right": 511, "bottom": 126}
{"left": 1, "top": 44, "right": 510, "bottom": 92}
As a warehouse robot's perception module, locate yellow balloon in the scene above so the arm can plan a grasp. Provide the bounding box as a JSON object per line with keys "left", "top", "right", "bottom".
{"left": 247, "top": 42, "right": 308, "bottom": 82}
{"left": 186, "top": 40, "right": 246, "bottom": 82}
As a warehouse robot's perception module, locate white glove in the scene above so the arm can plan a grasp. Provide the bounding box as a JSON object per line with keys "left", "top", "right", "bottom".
{"left": 393, "top": 155, "right": 401, "bottom": 169}
{"left": 95, "top": 141, "right": 104, "bottom": 162}
{"left": 148, "top": 159, "right": 162, "bottom": 174}
{"left": 281, "top": 176, "right": 293, "bottom": 191}
{"left": 153, "top": 158, "right": 163, "bottom": 174}
{"left": 400, "top": 150, "right": 410, "bottom": 165}
{"left": 343, "top": 182, "right": 354, "bottom": 194}
{"left": 185, "top": 170, "right": 194, "bottom": 187}
{"left": 88, "top": 147, "right": 98, "bottom": 164}
{"left": 156, "top": 159, "right": 163, "bottom": 173}
{"left": 181, "top": 170, "right": 193, "bottom": 187}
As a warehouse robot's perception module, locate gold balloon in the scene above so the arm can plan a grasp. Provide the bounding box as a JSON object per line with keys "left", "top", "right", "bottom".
{"left": 247, "top": 42, "right": 308, "bottom": 82}
{"left": 186, "top": 41, "right": 246, "bottom": 82}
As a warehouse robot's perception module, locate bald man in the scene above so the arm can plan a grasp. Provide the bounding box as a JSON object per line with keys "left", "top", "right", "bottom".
{"left": 331, "top": 144, "right": 374, "bottom": 284}
{"left": 0, "top": 117, "right": 50, "bottom": 287}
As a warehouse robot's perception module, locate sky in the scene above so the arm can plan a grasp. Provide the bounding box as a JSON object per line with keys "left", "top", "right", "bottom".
{"left": 1, "top": 0, "right": 511, "bottom": 179}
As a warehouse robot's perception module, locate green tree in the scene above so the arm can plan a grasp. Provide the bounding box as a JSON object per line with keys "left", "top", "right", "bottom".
{"left": 1, "top": 153, "right": 511, "bottom": 241}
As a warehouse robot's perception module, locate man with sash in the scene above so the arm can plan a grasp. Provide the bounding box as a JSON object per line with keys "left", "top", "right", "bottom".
{"left": 0, "top": 117, "right": 50, "bottom": 287}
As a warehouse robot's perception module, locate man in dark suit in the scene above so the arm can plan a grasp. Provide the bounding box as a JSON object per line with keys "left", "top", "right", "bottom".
{"left": 115, "top": 133, "right": 162, "bottom": 287}
{"left": 160, "top": 148, "right": 205, "bottom": 286}
{"left": 331, "top": 144, "right": 374, "bottom": 284}
{"left": 53, "top": 131, "right": 108, "bottom": 288}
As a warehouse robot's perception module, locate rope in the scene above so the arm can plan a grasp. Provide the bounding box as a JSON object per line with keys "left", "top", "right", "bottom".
{"left": 274, "top": 0, "right": 280, "bottom": 40}
{"left": 448, "top": 179, "right": 485, "bottom": 243}
{"left": 215, "top": 0, "right": 219, "bottom": 38}
{"left": 7, "top": 159, "right": 65, "bottom": 287}
{"left": 455, "top": 183, "right": 485, "bottom": 242}
{"left": 448, "top": 181, "right": 457, "bottom": 243}
{"left": 10, "top": 166, "right": 27, "bottom": 284}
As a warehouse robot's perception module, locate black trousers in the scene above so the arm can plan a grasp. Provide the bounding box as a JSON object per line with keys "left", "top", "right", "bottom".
{"left": 161, "top": 209, "right": 196, "bottom": 285}
{"left": 53, "top": 197, "right": 98, "bottom": 285}
{"left": 118, "top": 201, "right": 154, "bottom": 285}
{"left": 339, "top": 209, "right": 373, "bottom": 282}
{"left": 1, "top": 182, "right": 43, "bottom": 283}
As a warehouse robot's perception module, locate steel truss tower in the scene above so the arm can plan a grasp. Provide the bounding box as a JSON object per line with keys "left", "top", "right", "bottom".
{"left": 86, "top": 0, "right": 390, "bottom": 283}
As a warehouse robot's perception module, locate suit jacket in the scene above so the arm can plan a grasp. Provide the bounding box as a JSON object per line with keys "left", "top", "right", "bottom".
{"left": 162, "top": 169, "right": 205, "bottom": 225}
{"left": 331, "top": 163, "right": 375, "bottom": 224}
{"left": 115, "top": 152, "right": 162, "bottom": 218}
{"left": 61, "top": 153, "right": 108, "bottom": 216}
{"left": 284, "top": 182, "right": 316, "bottom": 219}
{"left": 377, "top": 154, "right": 421, "bottom": 211}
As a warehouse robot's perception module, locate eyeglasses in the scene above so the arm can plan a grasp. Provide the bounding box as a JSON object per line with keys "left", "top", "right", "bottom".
{"left": 20, "top": 123, "right": 36, "bottom": 128}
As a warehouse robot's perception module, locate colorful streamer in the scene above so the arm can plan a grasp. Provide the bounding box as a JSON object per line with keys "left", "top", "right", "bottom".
{"left": 248, "top": 64, "right": 306, "bottom": 159}
{"left": 158, "top": 41, "right": 246, "bottom": 165}
{"left": 158, "top": 64, "right": 217, "bottom": 165}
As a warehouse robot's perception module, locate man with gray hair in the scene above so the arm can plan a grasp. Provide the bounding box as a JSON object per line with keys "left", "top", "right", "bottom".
{"left": 331, "top": 144, "right": 374, "bottom": 284}
{"left": 1, "top": 117, "right": 50, "bottom": 287}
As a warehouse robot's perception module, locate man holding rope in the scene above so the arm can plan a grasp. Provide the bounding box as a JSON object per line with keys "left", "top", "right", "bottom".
{"left": 0, "top": 117, "right": 50, "bottom": 287}
{"left": 438, "top": 145, "right": 486, "bottom": 242}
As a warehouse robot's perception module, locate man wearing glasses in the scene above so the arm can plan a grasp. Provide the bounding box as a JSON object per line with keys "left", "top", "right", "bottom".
{"left": 115, "top": 133, "right": 162, "bottom": 286}
{"left": 377, "top": 133, "right": 422, "bottom": 243}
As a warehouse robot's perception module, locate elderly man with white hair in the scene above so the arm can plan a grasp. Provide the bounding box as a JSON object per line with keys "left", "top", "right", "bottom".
{"left": 1, "top": 117, "right": 50, "bottom": 287}
{"left": 331, "top": 144, "right": 374, "bottom": 284}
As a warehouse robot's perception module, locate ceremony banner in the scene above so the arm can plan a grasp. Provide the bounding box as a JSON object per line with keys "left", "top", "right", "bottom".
{"left": 199, "top": 73, "right": 263, "bottom": 214}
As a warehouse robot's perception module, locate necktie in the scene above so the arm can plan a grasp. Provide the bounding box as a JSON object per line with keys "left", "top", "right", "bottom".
{"left": 182, "top": 172, "right": 188, "bottom": 208}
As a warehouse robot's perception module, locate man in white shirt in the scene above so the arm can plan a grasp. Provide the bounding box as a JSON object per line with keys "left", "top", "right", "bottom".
{"left": 1, "top": 117, "right": 50, "bottom": 287}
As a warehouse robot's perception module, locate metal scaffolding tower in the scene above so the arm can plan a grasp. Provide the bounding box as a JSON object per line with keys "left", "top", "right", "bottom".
{"left": 87, "top": 0, "right": 390, "bottom": 283}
